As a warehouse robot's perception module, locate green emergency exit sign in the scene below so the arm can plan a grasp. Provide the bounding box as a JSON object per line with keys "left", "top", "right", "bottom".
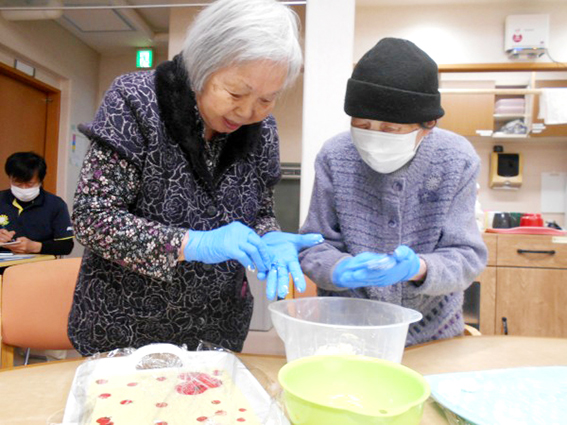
{"left": 136, "top": 49, "right": 153, "bottom": 68}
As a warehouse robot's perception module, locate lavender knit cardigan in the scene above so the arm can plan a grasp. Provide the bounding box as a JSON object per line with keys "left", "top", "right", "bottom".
{"left": 299, "top": 127, "right": 488, "bottom": 345}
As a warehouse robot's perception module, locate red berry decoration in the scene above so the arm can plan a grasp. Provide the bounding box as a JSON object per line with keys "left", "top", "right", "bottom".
{"left": 175, "top": 372, "right": 222, "bottom": 395}
{"left": 196, "top": 417, "right": 208, "bottom": 422}
{"left": 211, "top": 400, "right": 221, "bottom": 404}
{"left": 98, "top": 393, "right": 111, "bottom": 399}
{"left": 154, "top": 422, "right": 168, "bottom": 425}
{"left": 156, "top": 376, "right": 167, "bottom": 381}
{"left": 120, "top": 400, "right": 133, "bottom": 405}
{"left": 96, "top": 418, "right": 112, "bottom": 424}
{"left": 127, "top": 382, "right": 138, "bottom": 387}
{"left": 215, "top": 410, "right": 227, "bottom": 416}
{"left": 237, "top": 418, "right": 246, "bottom": 422}
{"left": 239, "top": 408, "right": 247, "bottom": 412}
{"left": 155, "top": 402, "right": 168, "bottom": 408}
{"left": 95, "top": 379, "right": 108, "bottom": 385}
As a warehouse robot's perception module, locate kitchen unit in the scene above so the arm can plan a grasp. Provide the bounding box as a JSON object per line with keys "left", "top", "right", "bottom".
{"left": 475, "top": 232, "right": 567, "bottom": 337}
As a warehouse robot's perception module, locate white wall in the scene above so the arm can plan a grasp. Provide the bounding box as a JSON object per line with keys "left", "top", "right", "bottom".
{"left": 300, "top": 0, "right": 355, "bottom": 224}
{"left": 98, "top": 51, "right": 168, "bottom": 106}
{"left": 354, "top": 1, "right": 567, "bottom": 64}
{"left": 0, "top": 15, "right": 100, "bottom": 257}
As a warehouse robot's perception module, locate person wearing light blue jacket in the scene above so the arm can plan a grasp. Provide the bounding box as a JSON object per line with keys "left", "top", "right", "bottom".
{"left": 299, "top": 38, "right": 488, "bottom": 345}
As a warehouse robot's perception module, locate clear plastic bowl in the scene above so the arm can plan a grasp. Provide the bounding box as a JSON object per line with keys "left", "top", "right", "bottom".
{"left": 268, "top": 297, "right": 422, "bottom": 363}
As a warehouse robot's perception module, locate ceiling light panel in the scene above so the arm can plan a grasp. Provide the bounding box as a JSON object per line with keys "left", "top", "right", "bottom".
{"left": 63, "top": 8, "right": 134, "bottom": 32}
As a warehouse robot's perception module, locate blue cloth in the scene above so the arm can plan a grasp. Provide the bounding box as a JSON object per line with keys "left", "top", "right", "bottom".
{"left": 427, "top": 367, "right": 567, "bottom": 424}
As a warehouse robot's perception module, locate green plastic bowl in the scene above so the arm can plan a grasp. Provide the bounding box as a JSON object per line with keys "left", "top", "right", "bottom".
{"left": 278, "top": 355, "right": 430, "bottom": 425}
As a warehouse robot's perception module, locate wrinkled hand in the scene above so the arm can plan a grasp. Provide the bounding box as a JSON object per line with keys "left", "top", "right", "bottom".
{"left": 6, "top": 237, "right": 41, "bottom": 254}
{"left": 256, "top": 231, "right": 323, "bottom": 300}
{"left": 332, "top": 246, "right": 420, "bottom": 288}
{"left": 0, "top": 229, "right": 15, "bottom": 243}
{"left": 183, "top": 222, "right": 272, "bottom": 272}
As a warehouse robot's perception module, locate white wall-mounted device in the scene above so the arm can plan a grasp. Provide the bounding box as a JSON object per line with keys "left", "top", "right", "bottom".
{"left": 505, "top": 14, "right": 549, "bottom": 58}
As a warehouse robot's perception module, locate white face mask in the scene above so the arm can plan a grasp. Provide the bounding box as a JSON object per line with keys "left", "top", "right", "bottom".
{"left": 11, "top": 185, "right": 40, "bottom": 202}
{"left": 351, "top": 126, "right": 422, "bottom": 174}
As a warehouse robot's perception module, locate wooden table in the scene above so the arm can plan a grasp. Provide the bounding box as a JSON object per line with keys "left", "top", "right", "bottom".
{"left": 0, "top": 336, "right": 566, "bottom": 424}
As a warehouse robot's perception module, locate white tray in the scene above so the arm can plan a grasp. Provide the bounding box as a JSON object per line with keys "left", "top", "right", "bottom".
{"left": 62, "top": 343, "right": 289, "bottom": 425}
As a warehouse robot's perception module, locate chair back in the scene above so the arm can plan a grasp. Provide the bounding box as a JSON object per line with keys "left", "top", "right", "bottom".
{"left": 1, "top": 257, "right": 81, "bottom": 368}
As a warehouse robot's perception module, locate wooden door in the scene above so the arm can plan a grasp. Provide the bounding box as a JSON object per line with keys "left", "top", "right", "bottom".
{"left": 496, "top": 267, "right": 567, "bottom": 337}
{"left": 0, "top": 73, "right": 47, "bottom": 189}
{"left": 0, "top": 63, "right": 60, "bottom": 193}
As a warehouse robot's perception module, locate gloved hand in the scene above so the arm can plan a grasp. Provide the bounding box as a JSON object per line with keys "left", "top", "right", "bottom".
{"left": 256, "top": 231, "right": 324, "bottom": 300}
{"left": 183, "top": 222, "right": 272, "bottom": 272}
{"left": 332, "top": 246, "right": 421, "bottom": 288}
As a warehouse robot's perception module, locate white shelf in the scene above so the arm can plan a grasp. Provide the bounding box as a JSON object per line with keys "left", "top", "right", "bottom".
{"left": 492, "top": 132, "right": 529, "bottom": 138}
{"left": 493, "top": 114, "right": 527, "bottom": 122}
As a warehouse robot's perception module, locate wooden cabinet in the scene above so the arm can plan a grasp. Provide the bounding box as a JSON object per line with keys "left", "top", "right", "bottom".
{"left": 439, "top": 80, "right": 494, "bottom": 137}
{"left": 477, "top": 233, "right": 567, "bottom": 337}
{"left": 439, "top": 73, "right": 567, "bottom": 138}
{"left": 496, "top": 267, "right": 567, "bottom": 337}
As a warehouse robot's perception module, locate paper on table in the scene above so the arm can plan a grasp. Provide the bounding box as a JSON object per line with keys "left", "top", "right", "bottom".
{"left": 0, "top": 254, "right": 35, "bottom": 262}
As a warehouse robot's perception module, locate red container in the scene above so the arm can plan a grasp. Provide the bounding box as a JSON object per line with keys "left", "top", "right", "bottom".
{"left": 520, "top": 213, "right": 544, "bottom": 227}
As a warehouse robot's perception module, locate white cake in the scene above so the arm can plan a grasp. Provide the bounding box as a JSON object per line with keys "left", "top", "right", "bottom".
{"left": 82, "top": 367, "right": 262, "bottom": 425}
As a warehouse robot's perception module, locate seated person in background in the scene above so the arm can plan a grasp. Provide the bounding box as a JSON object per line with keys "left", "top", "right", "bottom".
{"left": 0, "top": 151, "right": 74, "bottom": 256}
{"left": 299, "top": 38, "right": 487, "bottom": 345}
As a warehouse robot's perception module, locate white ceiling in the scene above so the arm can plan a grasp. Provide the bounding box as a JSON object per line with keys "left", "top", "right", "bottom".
{"left": 0, "top": 1, "right": 218, "bottom": 55}
{"left": 0, "top": 0, "right": 563, "bottom": 55}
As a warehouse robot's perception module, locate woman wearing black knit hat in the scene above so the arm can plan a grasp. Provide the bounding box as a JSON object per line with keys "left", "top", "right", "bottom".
{"left": 299, "top": 38, "right": 488, "bottom": 345}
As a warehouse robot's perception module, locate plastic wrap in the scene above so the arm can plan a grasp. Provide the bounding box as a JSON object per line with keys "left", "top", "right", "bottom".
{"left": 59, "top": 343, "right": 289, "bottom": 425}
{"left": 426, "top": 367, "right": 567, "bottom": 425}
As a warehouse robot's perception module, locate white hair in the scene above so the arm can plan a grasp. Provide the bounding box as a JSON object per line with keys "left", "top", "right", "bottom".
{"left": 182, "top": 0, "right": 302, "bottom": 93}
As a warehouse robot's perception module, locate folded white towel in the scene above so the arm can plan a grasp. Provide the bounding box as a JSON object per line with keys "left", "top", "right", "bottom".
{"left": 494, "top": 105, "right": 525, "bottom": 115}
{"left": 538, "top": 88, "right": 567, "bottom": 125}
{"left": 495, "top": 98, "right": 525, "bottom": 108}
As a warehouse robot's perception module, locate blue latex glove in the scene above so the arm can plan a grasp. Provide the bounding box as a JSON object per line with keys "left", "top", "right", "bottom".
{"left": 183, "top": 222, "right": 272, "bottom": 272}
{"left": 332, "top": 246, "right": 420, "bottom": 288}
{"left": 256, "top": 231, "right": 324, "bottom": 300}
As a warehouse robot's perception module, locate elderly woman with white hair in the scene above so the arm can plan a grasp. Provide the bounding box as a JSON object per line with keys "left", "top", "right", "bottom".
{"left": 69, "top": 0, "right": 322, "bottom": 356}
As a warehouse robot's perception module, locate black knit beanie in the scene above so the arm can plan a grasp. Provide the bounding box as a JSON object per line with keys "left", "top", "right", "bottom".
{"left": 344, "top": 38, "right": 444, "bottom": 124}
